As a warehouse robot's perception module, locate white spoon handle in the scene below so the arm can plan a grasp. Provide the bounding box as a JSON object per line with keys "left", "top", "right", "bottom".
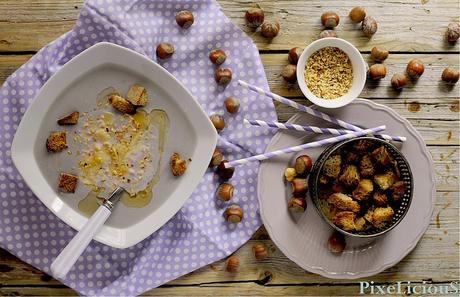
{"left": 50, "top": 205, "right": 111, "bottom": 279}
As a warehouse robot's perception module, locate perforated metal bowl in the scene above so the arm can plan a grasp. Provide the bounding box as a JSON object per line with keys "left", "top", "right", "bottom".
{"left": 308, "top": 137, "right": 413, "bottom": 238}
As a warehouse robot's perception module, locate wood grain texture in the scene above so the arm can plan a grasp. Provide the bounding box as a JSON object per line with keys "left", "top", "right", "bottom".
{"left": 0, "top": 0, "right": 459, "bottom": 296}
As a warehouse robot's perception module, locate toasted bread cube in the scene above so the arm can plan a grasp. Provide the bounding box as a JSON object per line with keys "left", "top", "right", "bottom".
{"left": 108, "top": 94, "right": 136, "bottom": 114}
{"left": 353, "top": 139, "right": 373, "bottom": 151}
{"left": 359, "top": 154, "right": 375, "bottom": 177}
{"left": 339, "top": 165, "right": 360, "bottom": 188}
{"left": 374, "top": 171, "right": 396, "bottom": 190}
{"left": 322, "top": 154, "right": 342, "bottom": 178}
{"left": 127, "top": 84, "right": 148, "bottom": 106}
{"left": 328, "top": 193, "right": 360, "bottom": 212}
{"left": 354, "top": 217, "right": 368, "bottom": 231}
{"left": 57, "top": 111, "right": 79, "bottom": 125}
{"left": 58, "top": 173, "right": 78, "bottom": 193}
{"left": 390, "top": 181, "right": 406, "bottom": 201}
{"left": 46, "top": 131, "right": 68, "bottom": 152}
{"left": 333, "top": 211, "right": 356, "bottom": 231}
{"left": 370, "top": 207, "right": 394, "bottom": 228}
{"left": 372, "top": 145, "right": 391, "bottom": 166}
{"left": 372, "top": 191, "right": 388, "bottom": 206}
{"left": 170, "top": 152, "right": 187, "bottom": 176}
{"left": 352, "top": 179, "right": 374, "bottom": 201}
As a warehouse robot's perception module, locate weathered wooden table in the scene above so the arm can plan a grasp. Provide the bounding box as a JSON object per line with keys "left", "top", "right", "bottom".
{"left": 0, "top": 1, "right": 458, "bottom": 295}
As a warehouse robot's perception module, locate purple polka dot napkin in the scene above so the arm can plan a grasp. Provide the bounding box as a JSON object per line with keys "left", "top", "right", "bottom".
{"left": 0, "top": 0, "right": 276, "bottom": 295}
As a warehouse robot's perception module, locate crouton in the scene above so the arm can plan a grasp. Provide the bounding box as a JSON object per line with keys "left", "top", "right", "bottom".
{"left": 46, "top": 131, "right": 68, "bottom": 152}
{"left": 352, "top": 179, "right": 374, "bottom": 201}
{"left": 390, "top": 181, "right": 406, "bottom": 201}
{"left": 331, "top": 180, "right": 345, "bottom": 193}
{"left": 343, "top": 151, "right": 360, "bottom": 164}
{"left": 170, "top": 152, "right": 187, "bottom": 176}
{"left": 370, "top": 207, "right": 394, "bottom": 228}
{"left": 328, "top": 193, "right": 360, "bottom": 212}
{"left": 371, "top": 145, "right": 391, "bottom": 166}
{"left": 353, "top": 139, "right": 374, "bottom": 151}
{"left": 354, "top": 216, "right": 368, "bottom": 231}
{"left": 57, "top": 111, "right": 79, "bottom": 125}
{"left": 333, "top": 211, "right": 356, "bottom": 231}
{"left": 372, "top": 191, "right": 388, "bottom": 206}
{"left": 359, "top": 154, "right": 375, "bottom": 177}
{"left": 108, "top": 94, "right": 136, "bottom": 114}
{"left": 126, "top": 84, "right": 148, "bottom": 106}
{"left": 322, "top": 154, "right": 342, "bottom": 178}
{"left": 339, "top": 165, "right": 360, "bottom": 187}
{"left": 374, "top": 171, "right": 396, "bottom": 190}
{"left": 58, "top": 172, "right": 78, "bottom": 193}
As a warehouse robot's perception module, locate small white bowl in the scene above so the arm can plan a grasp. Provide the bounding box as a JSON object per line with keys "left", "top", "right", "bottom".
{"left": 296, "top": 38, "right": 367, "bottom": 109}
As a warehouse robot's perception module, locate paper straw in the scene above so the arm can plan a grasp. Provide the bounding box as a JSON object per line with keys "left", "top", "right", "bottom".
{"left": 238, "top": 80, "right": 406, "bottom": 142}
{"left": 224, "top": 125, "right": 386, "bottom": 168}
{"left": 244, "top": 119, "right": 355, "bottom": 135}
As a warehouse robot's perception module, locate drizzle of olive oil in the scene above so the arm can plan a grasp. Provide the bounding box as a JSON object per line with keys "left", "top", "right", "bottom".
{"left": 78, "top": 190, "right": 104, "bottom": 216}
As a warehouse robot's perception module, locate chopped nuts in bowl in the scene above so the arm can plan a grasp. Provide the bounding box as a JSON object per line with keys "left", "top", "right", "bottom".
{"left": 296, "top": 38, "right": 367, "bottom": 109}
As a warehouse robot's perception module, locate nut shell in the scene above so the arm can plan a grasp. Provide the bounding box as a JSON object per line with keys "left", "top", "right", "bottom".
{"left": 214, "top": 68, "right": 233, "bottom": 85}
{"left": 319, "top": 30, "right": 338, "bottom": 39}
{"left": 406, "top": 59, "right": 425, "bottom": 79}
{"left": 175, "top": 10, "right": 194, "bottom": 28}
{"left": 349, "top": 7, "right": 366, "bottom": 23}
{"left": 226, "top": 256, "right": 240, "bottom": 272}
{"left": 245, "top": 5, "right": 265, "bottom": 28}
{"left": 209, "top": 49, "right": 227, "bottom": 65}
{"left": 288, "top": 197, "right": 307, "bottom": 213}
{"left": 441, "top": 68, "right": 459, "bottom": 84}
{"left": 327, "top": 231, "right": 346, "bottom": 253}
{"left": 291, "top": 178, "right": 308, "bottom": 196}
{"left": 209, "top": 148, "right": 223, "bottom": 167}
{"left": 217, "top": 183, "right": 234, "bottom": 201}
{"left": 362, "top": 16, "right": 378, "bottom": 37}
{"left": 217, "top": 160, "right": 235, "bottom": 180}
{"left": 224, "top": 205, "right": 243, "bottom": 223}
{"left": 446, "top": 22, "right": 460, "bottom": 44}
{"left": 391, "top": 73, "right": 408, "bottom": 90}
{"left": 261, "top": 21, "right": 280, "bottom": 38}
{"left": 282, "top": 64, "right": 297, "bottom": 83}
{"left": 370, "top": 47, "right": 389, "bottom": 62}
{"left": 156, "top": 43, "right": 174, "bottom": 59}
{"left": 224, "top": 97, "right": 240, "bottom": 113}
{"left": 321, "top": 11, "right": 340, "bottom": 28}
{"left": 288, "top": 47, "right": 302, "bottom": 64}
{"left": 253, "top": 243, "right": 268, "bottom": 260}
{"left": 210, "top": 114, "right": 225, "bottom": 132}
{"left": 284, "top": 167, "right": 297, "bottom": 182}
{"left": 294, "top": 155, "right": 313, "bottom": 175}
{"left": 369, "top": 64, "right": 387, "bottom": 80}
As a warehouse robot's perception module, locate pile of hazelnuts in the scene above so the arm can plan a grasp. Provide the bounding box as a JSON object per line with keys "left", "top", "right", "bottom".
{"left": 245, "top": 4, "right": 280, "bottom": 39}
{"left": 284, "top": 155, "right": 313, "bottom": 213}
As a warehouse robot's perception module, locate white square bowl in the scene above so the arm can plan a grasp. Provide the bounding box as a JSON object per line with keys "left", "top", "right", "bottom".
{"left": 11, "top": 42, "right": 217, "bottom": 248}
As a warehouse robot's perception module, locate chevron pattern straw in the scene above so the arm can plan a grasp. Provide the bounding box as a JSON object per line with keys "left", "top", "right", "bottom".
{"left": 224, "top": 125, "right": 386, "bottom": 168}
{"left": 238, "top": 80, "right": 406, "bottom": 142}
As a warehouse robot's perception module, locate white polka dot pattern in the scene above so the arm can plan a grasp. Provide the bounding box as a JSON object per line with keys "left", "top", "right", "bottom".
{"left": 0, "top": 0, "right": 277, "bottom": 295}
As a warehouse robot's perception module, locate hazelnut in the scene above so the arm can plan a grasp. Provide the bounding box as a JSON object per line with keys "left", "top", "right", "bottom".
{"left": 214, "top": 68, "right": 232, "bottom": 85}
{"left": 224, "top": 97, "right": 240, "bottom": 113}
{"left": 369, "top": 64, "right": 387, "bottom": 80}
{"left": 175, "top": 10, "right": 194, "bottom": 28}
{"left": 391, "top": 73, "right": 408, "bottom": 90}
{"left": 362, "top": 16, "right": 378, "bottom": 37}
{"left": 261, "top": 21, "right": 280, "bottom": 38}
{"left": 288, "top": 47, "right": 302, "bottom": 64}
{"left": 406, "top": 59, "right": 425, "bottom": 79}
{"left": 288, "top": 197, "right": 307, "bottom": 213}
{"left": 327, "top": 231, "right": 346, "bottom": 253}
{"left": 252, "top": 243, "right": 268, "bottom": 260}
{"left": 217, "top": 160, "right": 235, "bottom": 180}
{"left": 217, "top": 182, "right": 234, "bottom": 201}
{"left": 441, "top": 68, "right": 459, "bottom": 84}
{"left": 291, "top": 178, "right": 308, "bottom": 196}
{"left": 210, "top": 114, "right": 225, "bottom": 132}
{"left": 245, "top": 5, "right": 265, "bottom": 28}
{"left": 294, "top": 155, "right": 312, "bottom": 175}
{"left": 224, "top": 205, "right": 243, "bottom": 223}
{"left": 319, "top": 30, "right": 338, "bottom": 39}
{"left": 349, "top": 7, "right": 366, "bottom": 23}
{"left": 446, "top": 22, "right": 459, "bottom": 44}
{"left": 209, "top": 49, "right": 227, "bottom": 65}
{"left": 282, "top": 64, "right": 297, "bottom": 83}
{"left": 321, "top": 12, "right": 340, "bottom": 28}
{"left": 156, "top": 43, "right": 174, "bottom": 59}
{"left": 370, "top": 47, "right": 389, "bottom": 62}
{"left": 209, "top": 148, "right": 224, "bottom": 167}
{"left": 226, "top": 255, "right": 239, "bottom": 272}
{"left": 284, "top": 167, "right": 297, "bottom": 182}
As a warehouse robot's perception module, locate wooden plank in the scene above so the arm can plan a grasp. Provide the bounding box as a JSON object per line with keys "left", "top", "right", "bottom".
{"left": 0, "top": 0, "right": 459, "bottom": 52}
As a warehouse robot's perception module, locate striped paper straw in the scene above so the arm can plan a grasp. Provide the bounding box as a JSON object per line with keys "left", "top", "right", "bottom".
{"left": 224, "top": 125, "right": 386, "bottom": 168}
{"left": 238, "top": 80, "right": 406, "bottom": 142}
{"left": 244, "top": 119, "right": 355, "bottom": 135}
